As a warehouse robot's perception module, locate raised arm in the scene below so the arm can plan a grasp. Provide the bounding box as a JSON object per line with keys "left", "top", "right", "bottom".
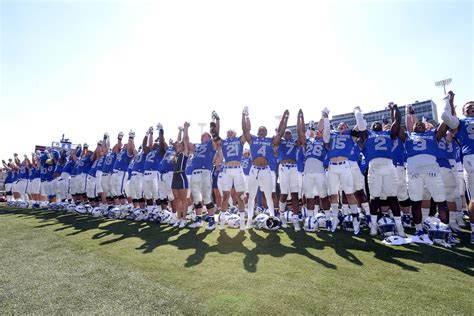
{"left": 242, "top": 106, "right": 251, "bottom": 144}
{"left": 405, "top": 105, "right": 416, "bottom": 133}
{"left": 441, "top": 91, "right": 459, "bottom": 131}
{"left": 389, "top": 103, "right": 401, "bottom": 139}
{"left": 157, "top": 123, "right": 168, "bottom": 156}
{"left": 273, "top": 110, "right": 289, "bottom": 146}
{"left": 127, "top": 130, "right": 136, "bottom": 157}
{"left": 183, "top": 122, "right": 190, "bottom": 155}
{"left": 210, "top": 111, "right": 221, "bottom": 150}
{"left": 143, "top": 126, "right": 153, "bottom": 154}
{"left": 113, "top": 132, "right": 124, "bottom": 154}
{"left": 297, "top": 109, "right": 307, "bottom": 146}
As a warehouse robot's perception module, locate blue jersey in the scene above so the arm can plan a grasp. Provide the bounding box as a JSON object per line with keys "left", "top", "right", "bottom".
{"left": 96, "top": 155, "right": 105, "bottom": 171}
{"left": 102, "top": 152, "right": 116, "bottom": 174}
{"left": 190, "top": 140, "right": 216, "bottom": 171}
{"left": 363, "top": 130, "right": 393, "bottom": 162}
{"left": 63, "top": 159, "right": 74, "bottom": 174}
{"left": 278, "top": 139, "right": 298, "bottom": 162}
{"left": 127, "top": 160, "right": 134, "bottom": 180}
{"left": 11, "top": 171, "right": 18, "bottom": 182}
{"left": 445, "top": 140, "right": 456, "bottom": 162}
{"left": 5, "top": 170, "right": 13, "bottom": 184}
{"left": 329, "top": 131, "right": 355, "bottom": 158}
{"left": 436, "top": 137, "right": 451, "bottom": 169}
{"left": 113, "top": 149, "right": 133, "bottom": 172}
{"left": 222, "top": 137, "right": 244, "bottom": 163}
{"left": 405, "top": 130, "right": 438, "bottom": 158}
{"left": 296, "top": 147, "right": 305, "bottom": 172}
{"left": 241, "top": 157, "right": 252, "bottom": 175}
{"left": 132, "top": 152, "right": 145, "bottom": 173}
{"left": 185, "top": 156, "right": 194, "bottom": 176}
{"left": 18, "top": 162, "right": 28, "bottom": 180}
{"left": 455, "top": 117, "right": 474, "bottom": 156}
{"left": 144, "top": 149, "right": 163, "bottom": 172}
{"left": 391, "top": 138, "right": 406, "bottom": 167}
{"left": 78, "top": 152, "right": 93, "bottom": 174}
{"left": 54, "top": 162, "right": 63, "bottom": 175}
{"left": 349, "top": 143, "right": 361, "bottom": 162}
{"left": 250, "top": 136, "right": 274, "bottom": 164}
{"left": 159, "top": 148, "right": 175, "bottom": 173}
{"left": 268, "top": 153, "right": 277, "bottom": 172}
{"left": 46, "top": 163, "right": 55, "bottom": 181}
{"left": 304, "top": 138, "right": 326, "bottom": 162}
{"left": 88, "top": 158, "right": 99, "bottom": 177}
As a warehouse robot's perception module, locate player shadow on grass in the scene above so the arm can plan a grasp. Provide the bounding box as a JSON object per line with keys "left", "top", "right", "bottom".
{"left": 1, "top": 208, "right": 473, "bottom": 276}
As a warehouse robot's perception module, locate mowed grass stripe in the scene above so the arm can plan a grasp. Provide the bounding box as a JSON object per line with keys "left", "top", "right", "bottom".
{"left": 0, "top": 207, "right": 473, "bottom": 315}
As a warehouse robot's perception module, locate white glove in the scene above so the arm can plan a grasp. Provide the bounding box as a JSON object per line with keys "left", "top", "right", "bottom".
{"left": 321, "top": 107, "right": 330, "bottom": 118}
{"left": 308, "top": 120, "right": 316, "bottom": 130}
{"left": 118, "top": 132, "right": 124, "bottom": 140}
{"left": 103, "top": 132, "right": 109, "bottom": 140}
{"left": 147, "top": 126, "right": 154, "bottom": 135}
{"left": 212, "top": 111, "right": 219, "bottom": 120}
{"left": 353, "top": 106, "right": 362, "bottom": 113}
{"left": 156, "top": 122, "right": 163, "bottom": 131}
{"left": 128, "top": 130, "right": 135, "bottom": 139}
{"left": 178, "top": 126, "right": 184, "bottom": 131}
{"left": 242, "top": 106, "right": 249, "bottom": 117}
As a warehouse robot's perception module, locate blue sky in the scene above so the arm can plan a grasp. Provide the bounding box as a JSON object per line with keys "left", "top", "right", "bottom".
{"left": 1, "top": 0, "right": 473, "bottom": 159}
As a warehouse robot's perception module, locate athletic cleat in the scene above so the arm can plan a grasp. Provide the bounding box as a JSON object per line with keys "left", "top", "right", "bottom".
{"left": 330, "top": 217, "right": 339, "bottom": 233}
{"left": 294, "top": 220, "right": 301, "bottom": 232}
{"left": 179, "top": 219, "right": 187, "bottom": 228}
{"left": 206, "top": 222, "right": 216, "bottom": 231}
{"left": 173, "top": 220, "right": 180, "bottom": 227}
{"left": 370, "top": 223, "right": 378, "bottom": 236}
{"left": 401, "top": 214, "right": 412, "bottom": 228}
{"left": 450, "top": 222, "right": 462, "bottom": 234}
{"left": 448, "top": 235, "right": 461, "bottom": 245}
{"left": 188, "top": 221, "right": 202, "bottom": 228}
{"left": 412, "top": 230, "right": 433, "bottom": 245}
{"left": 395, "top": 223, "right": 406, "bottom": 238}
{"left": 352, "top": 217, "right": 360, "bottom": 235}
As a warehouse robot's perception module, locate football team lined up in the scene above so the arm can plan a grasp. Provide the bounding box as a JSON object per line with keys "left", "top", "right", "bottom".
{"left": 2, "top": 92, "right": 474, "bottom": 247}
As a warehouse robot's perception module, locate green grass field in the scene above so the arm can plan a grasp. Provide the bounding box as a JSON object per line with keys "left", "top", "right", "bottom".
{"left": 1, "top": 207, "right": 473, "bottom": 315}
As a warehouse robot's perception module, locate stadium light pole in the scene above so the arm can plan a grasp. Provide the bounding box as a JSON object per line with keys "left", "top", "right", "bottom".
{"left": 435, "top": 78, "right": 452, "bottom": 95}
{"left": 198, "top": 122, "right": 206, "bottom": 135}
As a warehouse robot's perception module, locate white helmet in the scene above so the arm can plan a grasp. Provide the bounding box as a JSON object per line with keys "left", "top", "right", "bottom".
{"left": 226, "top": 214, "right": 241, "bottom": 228}
{"left": 377, "top": 215, "right": 396, "bottom": 237}
{"left": 314, "top": 213, "right": 328, "bottom": 230}
{"left": 300, "top": 207, "right": 308, "bottom": 220}
{"left": 255, "top": 206, "right": 266, "bottom": 216}
{"left": 75, "top": 204, "right": 92, "bottom": 215}
{"left": 280, "top": 211, "right": 293, "bottom": 225}
{"left": 254, "top": 213, "right": 270, "bottom": 230}
{"left": 66, "top": 204, "right": 77, "bottom": 213}
{"left": 48, "top": 202, "right": 58, "bottom": 210}
{"left": 156, "top": 210, "right": 172, "bottom": 224}
{"left": 303, "top": 216, "right": 318, "bottom": 232}
{"left": 342, "top": 214, "right": 355, "bottom": 232}
{"left": 424, "top": 218, "right": 451, "bottom": 246}
{"left": 218, "top": 211, "right": 231, "bottom": 224}
{"left": 133, "top": 208, "right": 148, "bottom": 221}
{"left": 228, "top": 206, "right": 239, "bottom": 214}
{"left": 91, "top": 207, "right": 103, "bottom": 218}
{"left": 108, "top": 207, "right": 122, "bottom": 219}
{"left": 18, "top": 201, "right": 29, "bottom": 209}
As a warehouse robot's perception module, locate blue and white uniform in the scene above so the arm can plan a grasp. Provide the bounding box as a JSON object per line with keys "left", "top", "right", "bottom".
{"left": 221, "top": 137, "right": 246, "bottom": 193}
{"left": 454, "top": 117, "right": 474, "bottom": 195}
{"left": 437, "top": 137, "right": 458, "bottom": 202}
{"left": 101, "top": 152, "right": 116, "bottom": 197}
{"left": 362, "top": 130, "right": 397, "bottom": 198}
{"left": 247, "top": 135, "right": 276, "bottom": 219}
{"left": 303, "top": 137, "right": 328, "bottom": 199}
{"left": 348, "top": 143, "right": 365, "bottom": 192}
{"left": 158, "top": 147, "right": 175, "bottom": 201}
{"left": 405, "top": 130, "right": 446, "bottom": 202}
{"left": 5, "top": 169, "right": 13, "bottom": 193}
{"left": 95, "top": 154, "right": 105, "bottom": 195}
{"left": 327, "top": 130, "right": 356, "bottom": 195}
{"left": 189, "top": 140, "right": 216, "bottom": 205}
{"left": 277, "top": 138, "right": 300, "bottom": 195}
{"left": 241, "top": 155, "right": 251, "bottom": 193}
{"left": 143, "top": 147, "right": 163, "bottom": 201}
{"left": 111, "top": 148, "right": 134, "bottom": 197}
{"left": 392, "top": 138, "right": 409, "bottom": 201}
{"left": 58, "top": 157, "right": 73, "bottom": 200}
{"left": 129, "top": 151, "right": 145, "bottom": 200}
{"left": 86, "top": 155, "right": 100, "bottom": 199}
{"left": 16, "top": 161, "right": 29, "bottom": 200}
